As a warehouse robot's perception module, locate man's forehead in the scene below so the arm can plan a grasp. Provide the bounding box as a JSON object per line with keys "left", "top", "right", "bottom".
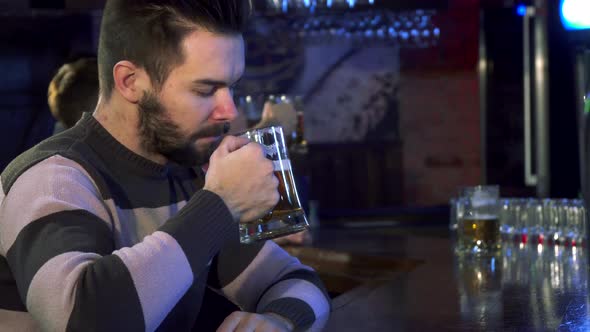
{"left": 178, "top": 30, "right": 245, "bottom": 80}
{"left": 182, "top": 30, "right": 244, "bottom": 59}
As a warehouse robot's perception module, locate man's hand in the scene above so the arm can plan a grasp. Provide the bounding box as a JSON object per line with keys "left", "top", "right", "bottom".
{"left": 204, "top": 136, "right": 279, "bottom": 223}
{"left": 273, "top": 229, "right": 311, "bottom": 246}
{"left": 217, "top": 311, "right": 294, "bottom": 332}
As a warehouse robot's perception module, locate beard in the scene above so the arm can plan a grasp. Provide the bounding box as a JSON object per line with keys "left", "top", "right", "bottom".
{"left": 137, "top": 91, "right": 230, "bottom": 167}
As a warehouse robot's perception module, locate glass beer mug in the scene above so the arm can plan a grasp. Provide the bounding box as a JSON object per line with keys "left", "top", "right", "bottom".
{"left": 238, "top": 126, "right": 309, "bottom": 244}
{"left": 456, "top": 185, "right": 501, "bottom": 255}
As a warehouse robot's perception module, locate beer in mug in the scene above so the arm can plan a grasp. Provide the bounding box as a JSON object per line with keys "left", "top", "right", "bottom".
{"left": 239, "top": 126, "right": 309, "bottom": 243}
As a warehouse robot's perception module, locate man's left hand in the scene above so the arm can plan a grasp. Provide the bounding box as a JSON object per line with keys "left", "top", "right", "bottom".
{"left": 273, "top": 229, "right": 311, "bottom": 246}
{"left": 216, "top": 311, "right": 294, "bottom": 332}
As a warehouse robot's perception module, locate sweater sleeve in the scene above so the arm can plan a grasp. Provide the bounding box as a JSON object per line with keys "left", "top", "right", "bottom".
{"left": 0, "top": 155, "right": 236, "bottom": 332}
{"left": 208, "top": 240, "right": 331, "bottom": 330}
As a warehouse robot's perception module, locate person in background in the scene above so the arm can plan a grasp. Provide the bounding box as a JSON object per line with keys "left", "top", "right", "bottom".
{"left": 47, "top": 57, "right": 99, "bottom": 134}
{"left": 0, "top": 1, "right": 331, "bottom": 331}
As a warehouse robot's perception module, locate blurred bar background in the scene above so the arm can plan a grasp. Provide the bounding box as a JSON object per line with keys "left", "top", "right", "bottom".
{"left": 0, "top": 0, "right": 586, "bottom": 227}
{"left": 4, "top": 1, "right": 590, "bottom": 330}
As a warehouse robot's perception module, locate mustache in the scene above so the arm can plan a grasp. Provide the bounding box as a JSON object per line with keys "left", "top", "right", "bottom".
{"left": 193, "top": 122, "right": 233, "bottom": 161}
{"left": 161, "top": 122, "right": 231, "bottom": 167}
{"left": 190, "top": 122, "right": 231, "bottom": 141}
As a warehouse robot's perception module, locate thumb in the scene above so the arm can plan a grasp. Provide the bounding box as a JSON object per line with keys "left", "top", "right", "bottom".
{"left": 214, "top": 136, "right": 251, "bottom": 158}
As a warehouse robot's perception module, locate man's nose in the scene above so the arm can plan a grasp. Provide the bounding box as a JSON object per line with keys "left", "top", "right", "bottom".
{"left": 211, "top": 88, "right": 238, "bottom": 121}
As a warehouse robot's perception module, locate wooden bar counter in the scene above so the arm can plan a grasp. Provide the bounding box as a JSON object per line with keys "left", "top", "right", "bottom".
{"left": 289, "top": 227, "right": 590, "bottom": 331}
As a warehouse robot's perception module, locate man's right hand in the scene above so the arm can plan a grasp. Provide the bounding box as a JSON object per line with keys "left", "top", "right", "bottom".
{"left": 204, "top": 136, "right": 279, "bottom": 223}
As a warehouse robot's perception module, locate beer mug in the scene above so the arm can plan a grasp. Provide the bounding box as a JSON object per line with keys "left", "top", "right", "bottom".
{"left": 456, "top": 185, "right": 501, "bottom": 255}
{"left": 238, "top": 126, "right": 309, "bottom": 244}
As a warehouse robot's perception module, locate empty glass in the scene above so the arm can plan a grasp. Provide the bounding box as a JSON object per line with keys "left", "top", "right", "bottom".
{"left": 450, "top": 197, "right": 467, "bottom": 231}
{"left": 566, "top": 199, "right": 585, "bottom": 246}
{"left": 499, "top": 198, "right": 522, "bottom": 242}
{"left": 235, "top": 95, "right": 265, "bottom": 127}
{"left": 543, "top": 199, "right": 560, "bottom": 244}
{"left": 497, "top": 197, "right": 587, "bottom": 247}
{"left": 525, "top": 199, "right": 545, "bottom": 245}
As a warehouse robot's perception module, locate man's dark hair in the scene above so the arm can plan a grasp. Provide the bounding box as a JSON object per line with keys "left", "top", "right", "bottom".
{"left": 48, "top": 57, "right": 99, "bottom": 128}
{"left": 98, "top": 0, "right": 252, "bottom": 99}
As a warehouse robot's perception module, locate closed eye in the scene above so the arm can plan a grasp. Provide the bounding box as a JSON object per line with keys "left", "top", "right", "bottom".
{"left": 194, "top": 86, "right": 218, "bottom": 97}
{"left": 192, "top": 77, "right": 242, "bottom": 98}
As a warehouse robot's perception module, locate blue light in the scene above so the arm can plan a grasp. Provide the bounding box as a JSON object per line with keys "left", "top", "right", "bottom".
{"left": 516, "top": 4, "right": 527, "bottom": 16}
{"left": 560, "top": 0, "right": 590, "bottom": 30}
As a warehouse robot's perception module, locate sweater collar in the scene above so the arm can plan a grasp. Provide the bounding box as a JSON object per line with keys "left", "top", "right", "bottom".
{"left": 79, "top": 113, "right": 176, "bottom": 177}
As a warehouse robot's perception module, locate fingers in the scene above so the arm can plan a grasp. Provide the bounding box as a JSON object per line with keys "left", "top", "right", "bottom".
{"left": 214, "top": 136, "right": 251, "bottom": 157}
{"left": 216, "top": 311, "right": 243, "bottom": 332}
{"left": 203, "top": 134, "right": 281, "bottom": 223}
{"left": 235, "top": 314, "right": 260, "bottom": 332}
{"left": 232, "top": 142, "right": 275, "bottom": 177}
{"left": 270, "top": 177, "right": 280, "bottom": 204}
{"left": 216, "top": 312, "right": 261, "bottom": 332}
{"left": 216, "top": 311, "right": 290, "bottom": 332}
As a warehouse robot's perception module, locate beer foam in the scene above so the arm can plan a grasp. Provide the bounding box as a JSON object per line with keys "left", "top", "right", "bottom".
{"left": 471, "top": 199, "right": 497, "bottom": 208}
{"left": 273, "top": 159, "right": 291, "bottom": 171}
{"left": 465, "top": 214, "right": 498, "bottom": 220}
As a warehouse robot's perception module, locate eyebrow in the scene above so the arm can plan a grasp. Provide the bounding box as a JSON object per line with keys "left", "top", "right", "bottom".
{"left": 192, "top": 77, "right": 242, "bottom": 87}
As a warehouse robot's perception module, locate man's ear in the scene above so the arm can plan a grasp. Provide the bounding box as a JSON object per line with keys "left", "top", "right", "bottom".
{"left": 112, "top": 61, "right": 151, "bottom": 103}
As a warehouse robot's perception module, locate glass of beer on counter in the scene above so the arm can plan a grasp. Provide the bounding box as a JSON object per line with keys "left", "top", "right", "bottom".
{"left": 238, "top": 126, "right": 309, "bottom": 244}
{"left": 456, "top": 185, "right": 501, "bottom": 255}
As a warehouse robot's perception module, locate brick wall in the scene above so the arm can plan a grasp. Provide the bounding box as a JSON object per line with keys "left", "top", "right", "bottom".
{"left": 399, "top": 70, "right": 481, "bottom": 205}
{"left": 399, "top": 0, "right": 482, "bottom": 206}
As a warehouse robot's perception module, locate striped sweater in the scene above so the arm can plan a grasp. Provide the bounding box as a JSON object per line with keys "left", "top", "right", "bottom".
{"left": 0, "top": 113, "right": 330, "bottom": 332}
